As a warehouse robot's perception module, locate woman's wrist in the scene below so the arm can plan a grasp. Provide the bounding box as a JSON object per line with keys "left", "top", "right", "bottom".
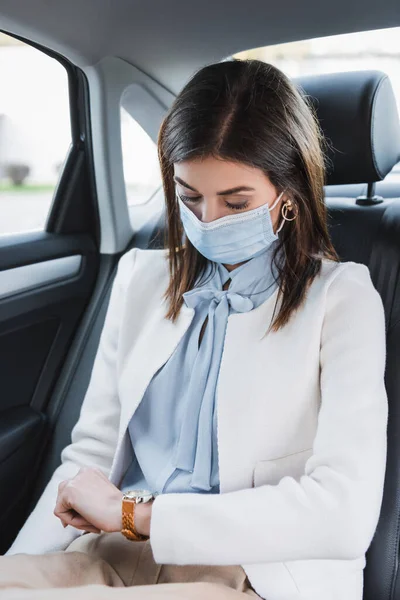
{"left": 115, "top": 494, "right": 155, "bottom": 536}
{"left": 110, "top": 490, "right": 125, "bottom": 532}
{"left": 133, "top": 499, "right": 154, "bottom": 537}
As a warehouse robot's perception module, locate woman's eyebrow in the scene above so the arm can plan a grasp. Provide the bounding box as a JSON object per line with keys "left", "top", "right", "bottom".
{"left": 173, "top": 176, "right": 255, "bottom": 195}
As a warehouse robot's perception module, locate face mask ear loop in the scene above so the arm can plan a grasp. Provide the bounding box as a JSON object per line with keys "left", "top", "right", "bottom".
{"left": 270, "top": 190, "right": 286, "bottom": 234}
{"left": 268, "top": 190, "right": 285, "bottom": 212}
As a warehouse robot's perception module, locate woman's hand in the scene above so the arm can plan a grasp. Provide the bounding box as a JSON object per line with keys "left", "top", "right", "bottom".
{"left": 54, "top": 466, "right": 155, "bottom": 537}
{"left": 54, "top": 466, "right": 124, "bottom": 534}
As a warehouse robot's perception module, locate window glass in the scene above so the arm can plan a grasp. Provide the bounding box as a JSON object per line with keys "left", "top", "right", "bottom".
{"left": 234, "top": 27, "right": 400, "bottom": 109}
{"left": 234, "top": 26, "right": 400, "bottom": 177}
{"left": 0, "top": 33, "right": 71, "bottom": 235}
{"left": 120, "top": 106, "right": 162, "bottom": 206}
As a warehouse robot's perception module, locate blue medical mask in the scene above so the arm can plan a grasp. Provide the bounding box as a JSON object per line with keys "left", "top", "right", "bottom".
{"left": 177, "top": 190, "right": 285, "bottom": 265}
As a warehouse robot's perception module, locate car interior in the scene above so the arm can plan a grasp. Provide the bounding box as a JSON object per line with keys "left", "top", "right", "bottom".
{"left": 0, "top": 1, "right": 400, "bottom": 599}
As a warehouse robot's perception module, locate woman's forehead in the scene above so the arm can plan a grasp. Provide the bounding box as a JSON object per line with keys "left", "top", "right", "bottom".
{"left": 173, "top": 157, "right": 273, "bottom": 193}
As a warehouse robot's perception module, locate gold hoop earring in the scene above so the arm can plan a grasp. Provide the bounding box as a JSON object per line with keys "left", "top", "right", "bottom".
{"left": 281, "top": 200, "right": 298, "bottom": 222}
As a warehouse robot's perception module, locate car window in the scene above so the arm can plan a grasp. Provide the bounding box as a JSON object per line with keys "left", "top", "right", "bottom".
{"left": 234, "top": 26, "right": 400, "bottom": 180}
{"left": 0, "top": 33, "right": 71, "bottom": 236}
{"left": 120, "top": 106, "right": 162, "bottom": 207}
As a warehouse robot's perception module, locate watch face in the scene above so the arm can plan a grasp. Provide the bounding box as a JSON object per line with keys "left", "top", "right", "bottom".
{"left": 124, "top": 489, "right": 154, "bottom": 502}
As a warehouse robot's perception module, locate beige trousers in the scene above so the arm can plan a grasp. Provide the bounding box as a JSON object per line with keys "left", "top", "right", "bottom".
{"left": 0, "top": 531, "right": 262, "bottom": 600}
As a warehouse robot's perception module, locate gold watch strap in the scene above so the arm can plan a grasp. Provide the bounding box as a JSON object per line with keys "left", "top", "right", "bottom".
{"left": 121, "top": 498, "right": 149, "bottom": 541}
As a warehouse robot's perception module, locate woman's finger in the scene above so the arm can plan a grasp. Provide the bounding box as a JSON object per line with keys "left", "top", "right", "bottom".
{"left": 58, "top": 509, "right": 101, "bottom": 533}
{"left": 54, "top": 493, "right": 72, "bottom": 522}
{"left": 69, "top": 511, "right": 101, "bottom": 532}
{"left": 57, "top": 480, "right": 68, "bottom": 493}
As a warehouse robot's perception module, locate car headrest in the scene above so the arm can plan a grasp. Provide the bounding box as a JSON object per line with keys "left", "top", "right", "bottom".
{"left": 294, "top": 70, "right": 400, "bottom": 186}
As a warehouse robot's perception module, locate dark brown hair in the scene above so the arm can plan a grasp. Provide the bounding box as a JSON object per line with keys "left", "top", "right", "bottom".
{"left": 157, "top": 58, "right": 339, "bottom": 333}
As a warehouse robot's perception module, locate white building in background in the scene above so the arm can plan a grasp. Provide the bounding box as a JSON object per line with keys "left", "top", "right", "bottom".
{"left": 0, "top": 44, "right": 71, "bottom": 184}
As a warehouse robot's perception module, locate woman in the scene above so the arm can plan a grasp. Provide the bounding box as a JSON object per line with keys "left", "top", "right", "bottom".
{"left": 1, "top": 59, "right": 388, "bottom": 600}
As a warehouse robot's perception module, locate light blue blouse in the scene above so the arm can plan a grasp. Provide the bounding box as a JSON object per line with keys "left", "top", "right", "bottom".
{"left": 120, "top": 239, "right": 282, "bottom": 495}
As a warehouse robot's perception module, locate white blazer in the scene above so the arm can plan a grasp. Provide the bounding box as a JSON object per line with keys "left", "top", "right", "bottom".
{"left": 6, "top": 247, "right": 388, "bottom": 600}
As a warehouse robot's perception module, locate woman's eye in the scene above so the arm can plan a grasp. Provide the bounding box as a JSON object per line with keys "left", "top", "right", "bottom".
{"left": 225, "top": 201, "right": 250, "bottom": 211}
{"left": 178, "top": 192, "right": 249, "bottom": 211}
{"left": 179, "top": 194, "right": 201, "bottom": 204}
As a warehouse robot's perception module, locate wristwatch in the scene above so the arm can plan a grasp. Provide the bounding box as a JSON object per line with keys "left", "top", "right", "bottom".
{"left": 121, "top": 489, "right": 158, "bottom": 541}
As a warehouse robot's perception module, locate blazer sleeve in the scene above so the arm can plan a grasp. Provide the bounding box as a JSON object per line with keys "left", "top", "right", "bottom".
{"left": 4, "top": 248, "right": 137, "bottom": 555}
{"left": 149, "top": 261, "right": 389, "bottom": 565}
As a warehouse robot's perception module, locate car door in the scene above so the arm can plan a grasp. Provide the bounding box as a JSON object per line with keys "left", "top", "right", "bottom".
{"left": 0, "top": 32, "right": 102, "bottom": 553}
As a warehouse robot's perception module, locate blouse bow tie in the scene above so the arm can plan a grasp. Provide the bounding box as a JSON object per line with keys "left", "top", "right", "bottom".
{"left": 183, "top": 287, "right": 254, "bottom": 313}
{"left": 172, "top": 284, "right": 254, "bottom": 492}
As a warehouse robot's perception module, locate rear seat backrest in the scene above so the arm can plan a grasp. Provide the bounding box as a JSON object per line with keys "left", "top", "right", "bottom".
{"left": 296, "top": 70, "right": 400, "bottom": 600}
{"left": 295, "top": 70, "right": 400, "bottom": 186}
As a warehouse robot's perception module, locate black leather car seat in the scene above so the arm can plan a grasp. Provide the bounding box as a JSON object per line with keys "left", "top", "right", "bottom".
{"left": 297, "top": 70, "right": 400, "bottom": 600}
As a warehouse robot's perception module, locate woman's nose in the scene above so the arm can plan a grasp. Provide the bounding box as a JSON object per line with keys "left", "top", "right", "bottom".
{"left": 200, "top": 203, "right": 221, "bottom": 223}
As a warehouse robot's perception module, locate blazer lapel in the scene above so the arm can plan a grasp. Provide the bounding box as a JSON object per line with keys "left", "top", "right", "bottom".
{"left": 118, "top": 300, "right": 195, "bottom": 439}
